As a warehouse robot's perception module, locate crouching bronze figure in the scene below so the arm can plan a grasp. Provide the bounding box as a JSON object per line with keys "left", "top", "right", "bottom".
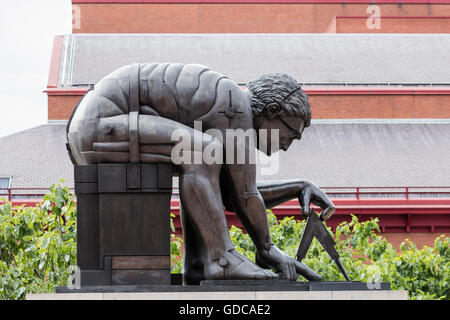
{"left": 67, "top": 63, "right": 337, "bottom": 285}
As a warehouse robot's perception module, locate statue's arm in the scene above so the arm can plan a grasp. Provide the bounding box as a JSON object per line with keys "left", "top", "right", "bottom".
{"left": 222, "top": 163, "right": 272, "bottom": 250}
{"left": 223, "top": 165, "right": 325, "bottom": 280}
{"left": 257, "top": 180, "right": 311, "bottom": 209}
{"left": 224, "top": 179, "right": 336, "bottom": 221}
{"left": 257, "top": 180, "right": 336, "bottom": 221}
{"left": 257, "top": 179, "right": 336, "bottom": 220}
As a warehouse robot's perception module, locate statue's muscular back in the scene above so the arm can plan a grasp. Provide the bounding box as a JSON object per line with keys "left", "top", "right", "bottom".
{"left": 140, "top": 63, "right": 228, "bottom": 123}
{"left": 67, "top": 63, "right": 253, "bottom": 164}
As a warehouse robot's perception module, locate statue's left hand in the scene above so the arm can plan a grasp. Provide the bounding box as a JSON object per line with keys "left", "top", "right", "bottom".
{"left": 298, "top": 180, "right": 336, "bottom": 221}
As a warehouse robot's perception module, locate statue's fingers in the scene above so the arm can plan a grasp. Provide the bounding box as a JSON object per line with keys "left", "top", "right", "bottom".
{"left": 299, "top": 190, "right": 311, "bottom": 217}
{"left": 322, "top": 195, "right": 335, "bottom": 210}
{"left": 311, "top": 197, "right": 327, "bottom": 210}
{"left": 289, "top": 260, "right": 296, "bottom": 281}
{"left": 311, "top": 192, "right": 336, "bottom": 221}
{"left": 287, "top": 261, "right": 295, "bottom": 281}
{"left": 293, "top": 260, "right": 309, "bottom": 275}
{"left": 311, "top": 188, "right": 332, "bottom": 207}
{"left": 293, "top": 260, "right": 322, "bottom": 281}
{"left": 276, "top": 263, "right": 290, "bottom": 280}
{"left": 320, "top": 206, "right": 336, "bottom": 221}
{"left": 319, "top": 197, "right": 336, "bottom": 221}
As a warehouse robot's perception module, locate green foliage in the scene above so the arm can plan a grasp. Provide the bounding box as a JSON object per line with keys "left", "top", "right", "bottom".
{"left": 0, "top": 181, "right": 76, "bottom": 300}
{"left": 1, "top": 185, "right": 448, "bottom": 301}
{"left": 230, "top": 211, "right": 450, "bottom": 300}
{"left": 170, "top": 213, "right": 183, "bottom": 273}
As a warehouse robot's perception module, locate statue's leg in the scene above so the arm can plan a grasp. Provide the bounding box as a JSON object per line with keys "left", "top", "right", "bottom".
{"left": 178, "top": 156, "right": 278, "bottom": 282}
{"left": 138, "top": 115, "right": 278, "bottom": 282}
{"left": 180, "top": 204, "right": 206, "bottom": 285}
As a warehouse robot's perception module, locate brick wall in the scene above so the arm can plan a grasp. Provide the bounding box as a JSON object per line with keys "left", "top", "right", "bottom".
{"left": 72, "top": 3, "right": 450, "bottom": 33}
{"left": 48, "top": 93, "right": 450, "bottom": 120}
{"left": 311, "top": 94, "right": 450, "bottom": 119}
{"left": 330, "top": 16, "right": 450, "bottom": 33}
{"left": 48, "top": 95, "right": 83, "bottom": 120}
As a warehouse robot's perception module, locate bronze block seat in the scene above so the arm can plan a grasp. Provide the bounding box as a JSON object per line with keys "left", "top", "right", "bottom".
{"left": 74, "top": 163, "right": 173, "bottom": 286}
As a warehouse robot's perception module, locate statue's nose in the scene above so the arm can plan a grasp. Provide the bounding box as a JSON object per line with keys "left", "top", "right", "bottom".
{"left": 282, "top": 139, "right": 294, "bottom": 151}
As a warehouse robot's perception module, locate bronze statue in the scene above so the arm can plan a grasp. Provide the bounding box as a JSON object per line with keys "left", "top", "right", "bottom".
{"left": 67, "top": 63, "right": 336, "bottom": 284}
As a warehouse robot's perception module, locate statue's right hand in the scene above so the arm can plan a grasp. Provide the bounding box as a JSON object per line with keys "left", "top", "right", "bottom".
{"left": 298, "top": 180, "right": 336, "bottom": 221}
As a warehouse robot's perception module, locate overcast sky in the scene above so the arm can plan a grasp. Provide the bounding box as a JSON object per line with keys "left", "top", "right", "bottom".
{"left": 0, "top": 0, "right": 72, "bottom": 138}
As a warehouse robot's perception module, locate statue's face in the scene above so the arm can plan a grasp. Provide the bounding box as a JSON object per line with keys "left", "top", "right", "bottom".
{"left": 256, "top": 116, "right": 306, "bottom": 156}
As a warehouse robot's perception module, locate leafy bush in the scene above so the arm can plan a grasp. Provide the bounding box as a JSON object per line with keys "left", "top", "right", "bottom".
{"left": 170, "top": 213, "right": 183, "bottom": 274}
{"left": 229, "top": 210, "right": 449, "bottom": 300}
{"left": 0, "top": 181, "right": 76, "bottom": 300}
{"left": 1, "top": 185, "right": 448, "bottom": 300}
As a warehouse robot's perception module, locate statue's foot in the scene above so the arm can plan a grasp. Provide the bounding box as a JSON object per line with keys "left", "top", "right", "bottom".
{"left": 204, "top": 249, "right": 278, "bottom": 281}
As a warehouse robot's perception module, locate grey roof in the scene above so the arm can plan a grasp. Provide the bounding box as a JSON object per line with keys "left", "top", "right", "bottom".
{"left": 59, "top": 34, "right": 450, "bottom": 87}
{"left": 258, "top": 122, "right": 450, "bottom": 187}
{"left": 1, "top": 123, "right": 449, "bottom": 192}
{"left": 0, "top": 125, "right": 74, "bottom": 190}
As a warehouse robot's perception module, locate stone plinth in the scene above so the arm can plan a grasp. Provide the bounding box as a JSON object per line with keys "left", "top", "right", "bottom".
{"left": 31, "top": 281, "right": 407, "bottom": 300}
{"left": 27, "top": 290, "right": 407, "bottom": 300}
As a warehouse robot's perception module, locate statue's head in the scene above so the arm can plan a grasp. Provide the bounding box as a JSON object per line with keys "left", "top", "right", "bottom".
{"left": 247, "top": 73, "right": 311, "bottom": 155}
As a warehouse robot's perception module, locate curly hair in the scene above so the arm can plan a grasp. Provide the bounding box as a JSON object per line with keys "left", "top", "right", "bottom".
{"left": 246, "top": 73, "right": 311, "bottom": 127}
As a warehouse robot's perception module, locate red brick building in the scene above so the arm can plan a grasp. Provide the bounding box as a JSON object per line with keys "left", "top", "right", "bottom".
{"left": 1, "top": 0, "right": 450, "bottom": 249}
{"left": 72, "top": 0, "right": 450, "bottom": 34}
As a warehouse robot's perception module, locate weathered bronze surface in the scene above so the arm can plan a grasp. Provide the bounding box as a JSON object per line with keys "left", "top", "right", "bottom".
{"left": 67, "top": 63, "right": 338, "bottom": 285}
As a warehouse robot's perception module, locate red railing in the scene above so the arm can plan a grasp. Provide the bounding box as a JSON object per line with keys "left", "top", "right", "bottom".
{"left": 309, "top": 186, "right": 450, "bottom": 200}
{"left": 2, "top": 186, "right": 450, "bottom": 202}
{"left": 0, "top": 188, "right": 74, "bottom": 202}
{"left": 2, "top": 186, "right": 450, "bottom": 233}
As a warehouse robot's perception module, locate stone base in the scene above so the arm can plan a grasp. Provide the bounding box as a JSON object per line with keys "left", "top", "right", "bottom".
{"left": 27, "top": 290, "right": 407, "bottom": 300}
{"left": 26, "top": 281, "right": 407, "bottom": 300}
{"left": 54, "top": 280, "right": 391, "bottom": 293}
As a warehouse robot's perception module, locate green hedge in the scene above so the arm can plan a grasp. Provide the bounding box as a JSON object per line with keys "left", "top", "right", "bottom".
{"left": 0, "top": 182, "right": 76, "bottom": 300}
{"left": 0, "top": 183, "right": 448, "bottom": 300}
{"left": 228, "top": 212, "right": 449, "bottom": 300}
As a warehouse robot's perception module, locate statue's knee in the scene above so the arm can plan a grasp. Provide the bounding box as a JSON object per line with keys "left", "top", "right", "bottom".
{"left": 181, "top": 162, "right": 222, "bottom": 177}
{"left": 179, "top": 135, "right": 223, "bottom": 175}
{"left": 202, "top": 138, "right": 223, "bottom": 166}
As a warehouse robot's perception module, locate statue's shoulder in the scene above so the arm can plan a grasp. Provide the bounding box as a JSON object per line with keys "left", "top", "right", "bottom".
{"left": 195, "top": 75, "right": 253, "bottom": 130}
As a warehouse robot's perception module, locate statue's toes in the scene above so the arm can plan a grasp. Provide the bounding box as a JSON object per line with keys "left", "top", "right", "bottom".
{"left": 263, "top": 269, "right": 279, "bottom": 280}
{"left": 204, "top": 250, "right": 280, "bottom": 281}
